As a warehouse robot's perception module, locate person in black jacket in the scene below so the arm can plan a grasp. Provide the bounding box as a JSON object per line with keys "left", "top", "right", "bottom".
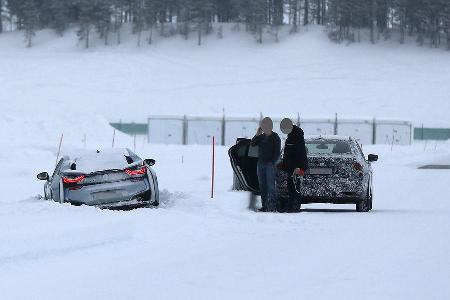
{"left": 278, "top": 118, "right": 309, "bottom": 212}
{"left": 251, "top": 117, "right": 281, "bottom": 212}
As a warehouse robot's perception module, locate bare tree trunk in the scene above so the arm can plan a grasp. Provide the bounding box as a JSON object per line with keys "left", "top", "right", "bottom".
{"left": 148, "top": 24, "right": 153, "bottom": 45}
{"left": 291, "top": 0, "right": 298, "bottom": 33}
{"left": 370, "top": 0, "right": 376, "bottom": 44}
{"left": 400, "top": 9, "right": 405, "bottom": 44}
{"left": 257, "top": 25, "right": 263, "bottom": 43}
{"left": 85, "top": 28, "right": 90, "bottom": 48}
{"left": 304, "top": 0, "right": 309, "bottom": 25}
{"left": 137, "top": 29, "right": 142, "bottom": 47}
{"left": 316, "top": 0, "right": 321, "bottom": 24}
{"left": 198, "top": 22, "right": 202, "bottom": 46}
{"left": 321, "top": 0, "right": 326, "bottom": 24}
{"left": 0, "top": 0, "right": 3, "bottom": 33}
{"left": 104, "top": 28, "right": 108, "bottom": 46}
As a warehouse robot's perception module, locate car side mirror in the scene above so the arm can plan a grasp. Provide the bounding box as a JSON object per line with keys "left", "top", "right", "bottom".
{"left": 37, "top": 172, "right": 49, "bottom": 181}
{"left": 368, "top": 154, "right": 378, "bottom": 162}
{"left": 144, "top": 159, "right": 156, "bottom": 166}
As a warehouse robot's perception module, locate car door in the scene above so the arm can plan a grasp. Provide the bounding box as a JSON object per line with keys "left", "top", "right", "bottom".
{"left": 228, "top": 138, "right": 260, "bottom": 193}
{"left": 146, "top": 165, "right": 159, "bottom": 205}
{"left": 354, "top": 140, "right": 373, "bottom": 191}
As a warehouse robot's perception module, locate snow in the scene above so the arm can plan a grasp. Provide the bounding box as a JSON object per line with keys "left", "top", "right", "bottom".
{"left": 1, "top": 141, "right": 450, "bottom": 299}
{"left": 0, "top": 25, "right": 450, "bottom": 299}
{"left": 66, "top": 148, "right": 140, "bottom": 173}
{"left": 0, "top": 25, "right": 449, "bottom": 126}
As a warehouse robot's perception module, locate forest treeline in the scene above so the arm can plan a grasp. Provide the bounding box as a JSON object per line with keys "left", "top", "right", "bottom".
{"left": 0, "top": 0, "right": 449, "bottom": 49}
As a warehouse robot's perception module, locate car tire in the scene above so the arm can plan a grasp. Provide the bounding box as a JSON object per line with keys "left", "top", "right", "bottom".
{"left": 291, "top": 202, "right": 302, "bottom": 212}
{"left": 356, "top": 189, "right": 371, "bottom": 212}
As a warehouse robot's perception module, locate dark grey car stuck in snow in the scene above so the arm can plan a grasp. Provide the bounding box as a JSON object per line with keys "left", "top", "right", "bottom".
{"left": 229, "top": 136, "right": 378, "bottom": 212}
{"left": 37, "top": 148, "right": 159, "bottom": 209}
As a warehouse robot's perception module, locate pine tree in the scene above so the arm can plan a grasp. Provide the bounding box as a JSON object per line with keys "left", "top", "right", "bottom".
{"left": 21, "top": 0, "right": 39, "bottom": 47}
{"left": 50, "top": 0, "right": 70, "bottom": 36}
{"left": 143, "top": 0, "right": 157, "bottom": 44}
{"left": 189, "top": 0, "right": 215, "bottom": 45}
{"left": 94, "top": 0, "right": 112, "bottom": 46}
{"left": 77, "top": 0, "right": 95, "bottom": 48}
{"left": 133, "top": 0, "right": 145, "bottom": 46}
{"left": 288, "top": 0, "right": 300, "bottom": 33}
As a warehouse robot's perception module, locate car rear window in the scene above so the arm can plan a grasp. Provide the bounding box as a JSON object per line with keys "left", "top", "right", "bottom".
{"left": 306, "top": 140, "right": 351, "bottom": 155}
{"left": 65, "top": 149, "right": 142, "bottom": 173}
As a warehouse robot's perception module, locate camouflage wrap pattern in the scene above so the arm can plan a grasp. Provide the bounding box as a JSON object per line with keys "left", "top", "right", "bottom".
{"left": 276, "top": 137, "right": 371, "bottom": 202}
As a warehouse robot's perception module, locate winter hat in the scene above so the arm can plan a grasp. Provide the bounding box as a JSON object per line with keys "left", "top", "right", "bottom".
{"left": 260, "top": 117, "right": 273, "bottom": 133}
{"left": 280, "top": 118, "right": 294, "bottom": 134}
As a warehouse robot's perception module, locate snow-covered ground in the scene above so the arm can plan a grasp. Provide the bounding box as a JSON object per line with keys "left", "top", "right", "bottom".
{"left": 0, "top": 25, "right": 449, "bottom": 125}
{"left": 1, "top": 25, "right": 450, "bottom": 299}
{"left": 1, "top": 140, "right": 450, "bottom": 299}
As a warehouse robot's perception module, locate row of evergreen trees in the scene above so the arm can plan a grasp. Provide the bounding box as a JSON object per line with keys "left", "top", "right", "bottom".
{"left": 327, "top": 0, "right": 450, "bottom": 48}
{"left": 0, "top": 0, "right": 449, "bottom": 49}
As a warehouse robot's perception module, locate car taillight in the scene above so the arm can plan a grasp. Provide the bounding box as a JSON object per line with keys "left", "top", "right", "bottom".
{"left": 125, "top": 166, "right": 147, "bottom": 176}
{"left": 353, "top": 162, "right": 363, "bottom": 171}
{"left": 63, "top": 175, "right": 85, "bottom": 184}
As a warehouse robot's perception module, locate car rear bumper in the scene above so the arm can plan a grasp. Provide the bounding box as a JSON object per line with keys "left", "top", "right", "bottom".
{"left": 95, "top": 196, "right": 151, "bottom": 210}
{"left": 276, "top": 171, "right": 368, "bottom": 200}
{"left": 64, "top": 178, "right": 151, "bottom": 207}
{"left": 299, "top": 196, "right": 363, "bottom": 205}
{"left": 300, "top": 176, "right": 366, "bottom": 199}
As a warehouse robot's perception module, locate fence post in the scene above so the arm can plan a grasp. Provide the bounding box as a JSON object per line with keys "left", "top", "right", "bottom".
{"left": 297, "top": 112, "right": 301, "bottom": 126}
{"left": 421, "top": 123, "right": 424, "bottom": 141}
{"left": 221, "top": 114, "right": 226, "bottom": 146}
{"left": 334, "top": 113, "right": 338, "bottom": 135}
{"left": 409, "top": 122, "right": 413, "bottom": 145}
{"left": 211, "top": 136, "right": 215, "bottom": 199}
{"left": 372, "top": 118, "right": 377, "bottom": 144}
{"left": 182, "top": 115, "right": 188, "bottom": 145}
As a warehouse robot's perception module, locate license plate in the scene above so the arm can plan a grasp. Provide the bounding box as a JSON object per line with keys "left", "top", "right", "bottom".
{"left": 308, "top": 168, "right": 333, "bottom": 175}
{"left": 93, "top": 191, "right": 123, "bottom": 200}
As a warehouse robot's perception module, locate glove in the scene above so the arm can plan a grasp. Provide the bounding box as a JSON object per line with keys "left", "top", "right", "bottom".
{"left": 294, "top": 168, "right": 305, "bottom": 177}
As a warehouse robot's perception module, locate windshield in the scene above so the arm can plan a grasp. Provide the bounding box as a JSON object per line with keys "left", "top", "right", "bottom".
{"left": 306, "top": 140, "right": 352, "bottom": 155}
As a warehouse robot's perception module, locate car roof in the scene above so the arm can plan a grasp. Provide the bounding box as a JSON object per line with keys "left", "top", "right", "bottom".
{"left": 305, "top": 135, "right": 352, "bottom": 141}
{"left": 61, "top": 148, "right": 142, "bottom": 173}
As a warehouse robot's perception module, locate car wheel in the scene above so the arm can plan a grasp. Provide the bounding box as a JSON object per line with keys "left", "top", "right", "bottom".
{"left": 356, "top": 189, "right": 371, "bottom": 212}
{"left": 291, "top": 202, "right": 302, "bottom": 212}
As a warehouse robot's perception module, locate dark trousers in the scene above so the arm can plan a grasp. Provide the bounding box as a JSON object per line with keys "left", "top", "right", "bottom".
{"left": 257, "top": 162, "right": 277, "bottom": 211}
{"left": 286, "top": 173, "right": 301, "bottom": 211}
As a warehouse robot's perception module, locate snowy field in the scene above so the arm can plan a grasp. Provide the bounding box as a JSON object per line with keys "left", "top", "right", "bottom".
{"left": 0, "top": 25, "right": 449, "bottom": 125}
{"left": 1, "top": 140, "right": 450, "bottom": 299}
{"left": 1, "top": 25, "right": 450, "bottom": 299}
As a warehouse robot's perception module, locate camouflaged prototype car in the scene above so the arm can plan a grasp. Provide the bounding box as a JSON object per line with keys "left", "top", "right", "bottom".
{"left": 229, "top": 136, "right": 378, "bottom": 212}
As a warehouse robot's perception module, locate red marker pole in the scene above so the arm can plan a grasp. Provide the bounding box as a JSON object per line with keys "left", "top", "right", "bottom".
{"left": 211, "top": 136, "right": 215, "bottom": 199}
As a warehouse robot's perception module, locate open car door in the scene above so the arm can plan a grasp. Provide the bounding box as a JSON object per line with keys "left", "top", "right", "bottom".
{"left": 228, "top": 138, "right": 260, "bottom": 194}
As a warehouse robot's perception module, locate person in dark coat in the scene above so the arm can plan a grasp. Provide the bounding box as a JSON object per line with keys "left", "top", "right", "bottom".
{"left": 278, "top": 118, "right": 309, "bottom": 212}
{"left": 251, "top": 117, "right": 281, "bottom": 212}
